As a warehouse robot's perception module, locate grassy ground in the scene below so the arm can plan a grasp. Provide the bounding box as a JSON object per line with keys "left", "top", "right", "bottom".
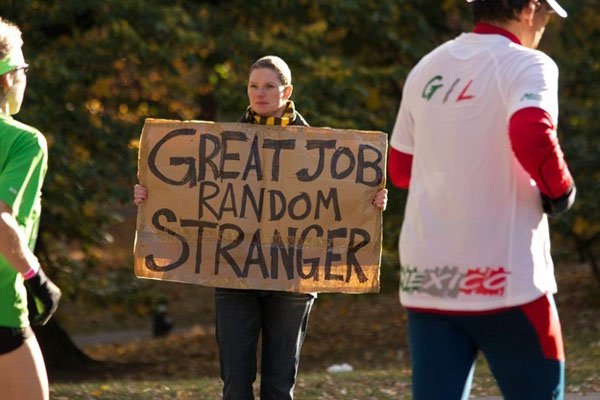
{"left": 48, "top": 363, "right": 596, "bottom": 400}
{"left": 50, "top": 263, "right": 600, "bottom": 399}
{"left": 52, "top": 366, "right": 500, "bottom": 399}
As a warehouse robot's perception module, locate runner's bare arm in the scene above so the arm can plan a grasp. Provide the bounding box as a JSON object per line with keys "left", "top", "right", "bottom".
{"left": 0, "top": 201, "right": 40, "bottom": 275}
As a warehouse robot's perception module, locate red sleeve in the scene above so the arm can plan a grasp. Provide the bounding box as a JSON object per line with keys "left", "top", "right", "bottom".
{"left": 388, "top": 147, "right": 413, "bottom": 189}
{"left": 509, "top": 107, "right": 573, "bottom": 199}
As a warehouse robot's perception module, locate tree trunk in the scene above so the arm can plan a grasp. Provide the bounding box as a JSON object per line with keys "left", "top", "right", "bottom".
{"left": 32, "top": 318, "right": 96, "bottom": 374}
{"left": 27, "top": 293, "right": 101, "bottom": 379}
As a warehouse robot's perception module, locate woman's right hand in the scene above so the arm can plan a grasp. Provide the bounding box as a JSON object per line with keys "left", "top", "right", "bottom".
{"left": 133, "top": 184, "right": 148, "bottom": 206}
{"left": 372, "top": 188, "right": 388, "bottom": 211}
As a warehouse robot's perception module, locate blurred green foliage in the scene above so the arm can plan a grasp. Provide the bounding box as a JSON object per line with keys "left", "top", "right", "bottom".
{"left": 2, "top": 0, "right": 598, "bottom": 304}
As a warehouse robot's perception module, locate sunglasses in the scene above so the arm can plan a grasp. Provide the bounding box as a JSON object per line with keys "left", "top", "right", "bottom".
{"left": 13, "top": 64, "right": 29, "bottom": 74}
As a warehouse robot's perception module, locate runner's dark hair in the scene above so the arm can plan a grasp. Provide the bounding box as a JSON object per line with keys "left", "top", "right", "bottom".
{"left": 470, "top": 0, "right": 532, "bottom": 24}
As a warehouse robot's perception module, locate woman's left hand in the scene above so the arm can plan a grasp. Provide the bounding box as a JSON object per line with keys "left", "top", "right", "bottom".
{"left": 372, "top": 188, "right": 388, "bottom": 211}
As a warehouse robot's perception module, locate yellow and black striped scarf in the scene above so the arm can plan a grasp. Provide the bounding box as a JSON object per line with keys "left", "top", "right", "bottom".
{"left": 244, "top": 100, "right": 296, "bottom": 126}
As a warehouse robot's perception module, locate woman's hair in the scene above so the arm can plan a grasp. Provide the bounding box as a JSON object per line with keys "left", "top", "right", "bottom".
{"left": 0, "top": 17, "right": 22, "bottom": 61}
{"left": 249, "top": 55, "right": 292, "bottom": 86}
{"left": 471, "top": 0, "right": 531, "bottom": 24}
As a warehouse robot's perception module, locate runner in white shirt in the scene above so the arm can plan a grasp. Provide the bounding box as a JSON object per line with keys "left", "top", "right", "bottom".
{"left": 388, "top": 1, "right": 575, "bottom": 399}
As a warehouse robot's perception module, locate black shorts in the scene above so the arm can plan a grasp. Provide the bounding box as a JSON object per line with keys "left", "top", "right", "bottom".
{"left": 0, "top": 326, "right": 34, "bottom": 355}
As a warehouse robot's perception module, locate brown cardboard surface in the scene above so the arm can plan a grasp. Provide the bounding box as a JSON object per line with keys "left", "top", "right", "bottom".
{"left": 134, "top": 119, "right": 387, "bottom": 293}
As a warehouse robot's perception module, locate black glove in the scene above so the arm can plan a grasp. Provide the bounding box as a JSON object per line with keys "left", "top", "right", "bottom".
{"left": 541, "top": 184, "right": 576, "bottom": 218}
{"left": 24, "top": 267, "right": 62, "bottom": 326}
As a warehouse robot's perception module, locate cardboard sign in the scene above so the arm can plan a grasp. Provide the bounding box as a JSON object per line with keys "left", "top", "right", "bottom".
{"left": 134, "top": 119, "right": 387, "bottom": 293}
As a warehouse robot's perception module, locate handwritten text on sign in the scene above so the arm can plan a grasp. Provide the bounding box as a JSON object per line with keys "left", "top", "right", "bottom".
{"left": 134, "top": 119, "right": 387, "bottom": 293}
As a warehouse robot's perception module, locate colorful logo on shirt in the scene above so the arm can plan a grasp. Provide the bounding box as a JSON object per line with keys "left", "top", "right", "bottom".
{"left": 400, "top": 265, "right": 510, "bottom": 298}
{"left": 422, "top": 75, "right": 476, "bottom": 103}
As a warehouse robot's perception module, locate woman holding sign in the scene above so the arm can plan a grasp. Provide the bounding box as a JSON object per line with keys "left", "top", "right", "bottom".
{"left": 135, "top": 55, "right": 387, "bottom": 400}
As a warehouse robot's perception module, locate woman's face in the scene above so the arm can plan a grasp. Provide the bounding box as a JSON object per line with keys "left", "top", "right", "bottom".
{"left": 247, "top": 67, "right": 292, "bottom": 118}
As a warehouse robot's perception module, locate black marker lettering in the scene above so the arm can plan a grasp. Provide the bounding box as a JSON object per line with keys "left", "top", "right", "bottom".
{"left": 242, "top": 228, "right": 269, "bottom": 278}
{"left": 220, "top": 131, "right": 247, "bottom": 180}
{"left": 215, "top": 224, "right": 244, "bottom": 276}
{"left": 263, "top": 139, "right": 295, "bottom": 181}
{"left": 331, "top": 147, "right": 355, "bottom": 180}
{"left": 148, "top": 128, "right": 197, "bottom": 187}
{"left": 269, "top": 190, "right": 286, "bottom": 221}
{"left": 145, "top": 208, "right": 189, "bottom": 271}
{"left": 198, "top": 133, "right": 221, "bottom": 181}
{"left": 198, "top": 181, "right": 220, "bottom": 219}
{"left": 270, "top": 228, "right": 297, "bottom": 280}
{"left": 356, "top": 144, "right": 383, "bottom": 187}
{"left": 288, "top": 192, "right": 311, "bottom": 221}
{"left": 315, "top": 188, "right": 341, "bottom": 221}
{"left": 242, "top": 135, "right": 263, "bottom": 181}
{"left": 325, "top": 228, "right": 346, "bottom": 281}
{"left": 297, "top": 224, "right": 323, "bottom": 280}
{"left": 180, "top": 219, "right": 218, "bottom": 273}
{"left": 296, "top": 140, "right": 336, "bottom": 182}
{"left": 346, "top": 228, "right": 370, "bottom": 283}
